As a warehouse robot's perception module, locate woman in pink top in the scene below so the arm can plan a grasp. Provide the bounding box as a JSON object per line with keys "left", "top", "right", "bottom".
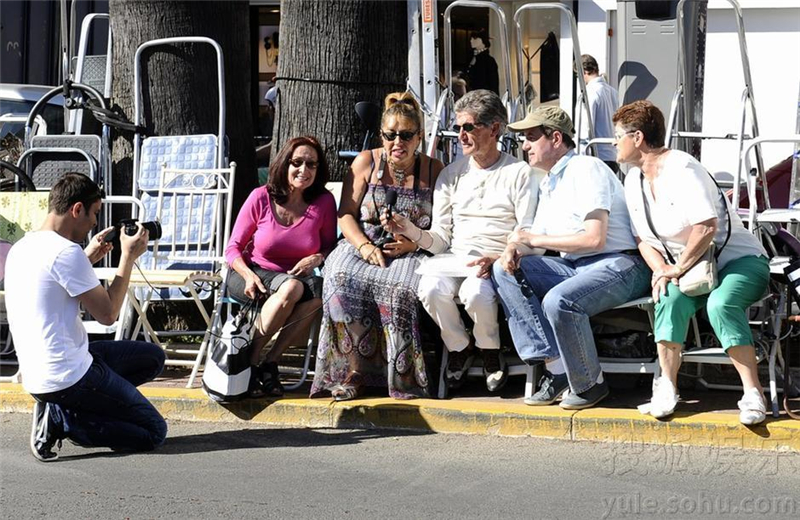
{"left": 225, "top": 136, "right": 337, "bottom": 397}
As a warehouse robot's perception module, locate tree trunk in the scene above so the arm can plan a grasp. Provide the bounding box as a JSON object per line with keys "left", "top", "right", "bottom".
{"left": 108, "top": 0, "right": 256, "bottom": 209}
{"left": 274, "top": 0, "right": 408, "bottom": 181}
{"left": 108, "top": 0, "right": 255, "bottom": 330}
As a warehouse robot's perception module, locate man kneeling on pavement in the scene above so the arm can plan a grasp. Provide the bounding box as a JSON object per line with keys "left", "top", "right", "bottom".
{"left": 491, "top": 106, "right": 651, "bottom": 409}
{"left": 5, "top": 173, "right": 167, "bottom": 461}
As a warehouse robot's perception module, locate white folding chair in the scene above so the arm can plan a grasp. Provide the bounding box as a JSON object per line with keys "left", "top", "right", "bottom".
{"left": 119, "top": 164, "right": 236, "bottom": 387}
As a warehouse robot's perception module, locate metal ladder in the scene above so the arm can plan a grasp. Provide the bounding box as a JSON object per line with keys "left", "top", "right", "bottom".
{"left": 426, "top": 0, "right": 516, "bottom": 161}
{"left": 666, "top": 0, "right": 766, "bottom": 207}
{"left": 513, "top": 3, "right": 593, "bottom": 144}
{"left": 68, "top": 12, "right": 113, "bottom": 140}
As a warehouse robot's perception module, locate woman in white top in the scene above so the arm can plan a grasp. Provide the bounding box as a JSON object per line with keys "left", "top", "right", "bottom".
{"left": 613, "top": 100, "right": 770, "bottom": 424}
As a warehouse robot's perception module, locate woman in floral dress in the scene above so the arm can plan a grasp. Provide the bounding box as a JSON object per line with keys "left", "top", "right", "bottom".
{"left": 311, "top": 92, "right": 443, "bottom": 400}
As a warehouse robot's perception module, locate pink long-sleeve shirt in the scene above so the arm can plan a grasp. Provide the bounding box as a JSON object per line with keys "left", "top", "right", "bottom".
{"left": 225, "top": 187, "right": 337, "bottom": 273}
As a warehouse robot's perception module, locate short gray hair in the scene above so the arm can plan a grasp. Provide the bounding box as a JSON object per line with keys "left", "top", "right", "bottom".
{"left": 454, "top": 89, "right": 507, "bottom": 137}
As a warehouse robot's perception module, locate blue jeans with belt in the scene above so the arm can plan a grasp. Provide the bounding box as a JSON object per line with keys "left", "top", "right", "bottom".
{"left": 491, "top": 252, "right": 651, "bottom": 394}
{"left": 32, "top": 340, "right": 168, "bottom": 451}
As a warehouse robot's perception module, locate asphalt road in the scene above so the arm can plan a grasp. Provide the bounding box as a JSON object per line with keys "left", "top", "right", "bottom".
{"left": 2, "top": 412, "right": 800, "bottom": 520}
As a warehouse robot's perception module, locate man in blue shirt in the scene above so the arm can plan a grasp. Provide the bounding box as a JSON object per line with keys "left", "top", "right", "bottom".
{"left": 491, "top": 106, "right": 650, "bottom": 409}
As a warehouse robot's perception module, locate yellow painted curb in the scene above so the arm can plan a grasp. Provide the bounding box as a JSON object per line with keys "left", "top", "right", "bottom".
{"left": 3, "top": 383, "right": 799, "bottom": 452}
{"left": 572, "top": 407, "right": 800, "bottom": 453}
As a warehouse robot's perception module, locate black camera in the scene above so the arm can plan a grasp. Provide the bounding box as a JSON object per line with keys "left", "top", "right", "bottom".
{"left": 103, "top": 219, "right": 163, "bottom": 243}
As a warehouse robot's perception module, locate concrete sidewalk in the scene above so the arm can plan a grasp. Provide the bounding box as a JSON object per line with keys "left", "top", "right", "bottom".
{"left": 3, "top": 376, "right": 799, "bottom": 453}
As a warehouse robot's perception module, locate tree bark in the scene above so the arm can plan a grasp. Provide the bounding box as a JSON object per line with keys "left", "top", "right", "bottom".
{"left": 108, "top": 0, "right": 256, "bottom": 209}
{"left": 274, "top": 0, "right": 408, "bottom": 181}
{"left": 108, "top": 0, "right": 255, "bottom": 330}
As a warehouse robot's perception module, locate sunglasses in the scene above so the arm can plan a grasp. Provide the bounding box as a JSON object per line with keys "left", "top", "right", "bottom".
{"left": 289, "top": 158, "right": 318, "bottom": 169}
{"left": 381, "top": 130, "right": 418, "bottom": 142}
{"left": 453, "top": 122, "right": 486, "bottom": 133}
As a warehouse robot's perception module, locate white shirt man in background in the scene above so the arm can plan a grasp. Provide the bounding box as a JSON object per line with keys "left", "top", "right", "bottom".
{"left": 577, "top": 54, "right": 620, "bottom": 173}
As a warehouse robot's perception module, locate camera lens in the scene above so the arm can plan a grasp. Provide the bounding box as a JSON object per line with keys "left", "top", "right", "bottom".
{"left": 142, "top": 221, "right": 162, "bottom": 241}
{"left": 122, "top": 220, "right": 162, "bottom": 241}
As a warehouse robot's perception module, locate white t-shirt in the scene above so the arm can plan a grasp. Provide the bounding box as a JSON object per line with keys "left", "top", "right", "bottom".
{"left": 427, "top": 152, "right": 539, "bottom": 256}
{"left": 624, "top": 150, "right": 766, "bottom": 270}
{"left": 5, "top": 231, "right": 99, "bottom": 394}
{"left": 532, "top": 151, "right": 637, "bottom": 260}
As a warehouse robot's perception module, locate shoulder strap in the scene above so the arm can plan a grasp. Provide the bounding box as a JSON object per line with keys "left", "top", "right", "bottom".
{"left": 704, "top": 171, "right": 732, "bottom": 260}
{"left": 413, "top": 152, "right": 421, "bottom": 193}
{"left": 428, "top": 153, "right": 434, "bottom": 187}
{"left": 374, "top": 152, "right": 386, "bottom": 185}
{"left": 640, "top": 168, "right": 732, "bottom": 263}
{"left": 640, "top": 172, "right": 676, "bottom": 265}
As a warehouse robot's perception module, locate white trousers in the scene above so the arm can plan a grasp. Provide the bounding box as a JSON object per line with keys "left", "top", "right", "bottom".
{"left": 417, "top": 275, "right": 500, "bottom": 352}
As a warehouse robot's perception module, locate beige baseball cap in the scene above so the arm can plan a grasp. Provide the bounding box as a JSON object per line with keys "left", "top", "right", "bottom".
{"left": 508, "top": 105, "right": 575, "bottom": 137}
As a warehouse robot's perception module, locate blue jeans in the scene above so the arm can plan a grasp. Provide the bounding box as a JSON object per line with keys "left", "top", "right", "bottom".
{"left": 491, "top": 253, "right": 651, "bottom": 394}
{"left": 32, "top": 341, "right": 168, "bottom": 452}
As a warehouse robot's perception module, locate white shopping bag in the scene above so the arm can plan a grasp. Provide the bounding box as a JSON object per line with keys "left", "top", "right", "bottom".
{"left": 202, "top": 301, "right": 258, "bottom": 402}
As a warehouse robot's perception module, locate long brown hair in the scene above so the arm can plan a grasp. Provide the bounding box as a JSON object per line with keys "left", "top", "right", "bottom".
{"left": 267, "top": 136, "right": 330, "bottom": 204}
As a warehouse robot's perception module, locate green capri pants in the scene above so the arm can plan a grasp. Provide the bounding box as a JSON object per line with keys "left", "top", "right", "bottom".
{"left": 654, "top": 255, "right": 769, "bottom": 350}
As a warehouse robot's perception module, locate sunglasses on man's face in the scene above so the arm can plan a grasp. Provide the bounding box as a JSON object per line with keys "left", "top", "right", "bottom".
{"left": 289, "top": 158, "right": 318, "bottom": 169}
{"left": 453, "top": 122, "right": 486, "bottom": 133}
{"left": 381, "top": 130, "right": 418, "bottom": 142}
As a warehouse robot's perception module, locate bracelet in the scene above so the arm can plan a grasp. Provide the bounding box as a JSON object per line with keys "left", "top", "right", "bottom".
{"left": 357, "top": 241, "right": 371, "bottom": 253}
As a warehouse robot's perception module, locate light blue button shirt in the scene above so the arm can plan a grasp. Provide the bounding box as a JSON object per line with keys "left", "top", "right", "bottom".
{"left": 531, "top": 150, "right": 636, "bottom": 260}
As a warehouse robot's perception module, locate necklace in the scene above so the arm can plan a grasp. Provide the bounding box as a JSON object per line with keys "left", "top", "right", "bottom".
{"left": 387, "top": 156, "right": 412, "bottom": 185}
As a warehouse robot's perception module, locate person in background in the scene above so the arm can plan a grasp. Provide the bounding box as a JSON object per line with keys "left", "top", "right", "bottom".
{"left": 311, "top": 92, "right": 443, "bottom": 401}
{"left": 465, "top": 31, "right": 499, "bottom": 95}
{"left": 614, "top": 100, "right": 770, "bottom": 423}
{"left": 577, "top": 54, "right": 620, "bottom": 173}
{"left": 225, "top": 136, "right": 336, "bottom": 398}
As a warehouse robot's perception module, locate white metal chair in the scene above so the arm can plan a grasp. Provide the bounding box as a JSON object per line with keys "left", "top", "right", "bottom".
{"left": 119, "top": 164, "right": 236, "bottom": 387}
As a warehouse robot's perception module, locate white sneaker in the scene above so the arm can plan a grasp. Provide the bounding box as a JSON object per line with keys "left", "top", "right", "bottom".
{"left": 738, "top": 388, "right": 767, "bottom": 425}
{"left": 648, "top": 376, "right": 679, "bottom": 419}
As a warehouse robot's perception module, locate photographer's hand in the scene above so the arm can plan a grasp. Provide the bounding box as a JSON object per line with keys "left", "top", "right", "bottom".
{"left": 85, "top": 226, "right": 115, "bottom": 264}
{"left": 120, "top": 222, "right": 149, "bottom": 261}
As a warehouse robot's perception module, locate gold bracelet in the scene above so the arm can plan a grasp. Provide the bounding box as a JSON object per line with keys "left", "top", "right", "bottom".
{"left": 357, "top": 241, "right": 371, "bottom": 253}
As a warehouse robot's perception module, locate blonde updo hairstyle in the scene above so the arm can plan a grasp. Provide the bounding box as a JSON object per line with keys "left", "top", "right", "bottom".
{"left": 381, "top": 91, "right": 423, "bottom": 134}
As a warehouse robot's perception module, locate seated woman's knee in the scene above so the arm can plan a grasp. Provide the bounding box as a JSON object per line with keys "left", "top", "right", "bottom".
{"left": 276, "top": 279, "right": 305, "bottom": 304}
{"left": 705, "top": 288, "right": 739, "bottom": 320}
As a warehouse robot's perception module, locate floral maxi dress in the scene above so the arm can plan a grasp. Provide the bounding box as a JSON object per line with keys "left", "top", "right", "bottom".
{"left": 310, "top": 183, "right": 433, "bottom": 399}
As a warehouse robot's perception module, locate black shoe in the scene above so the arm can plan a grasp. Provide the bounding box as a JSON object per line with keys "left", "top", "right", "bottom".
{"left": 559, "top": 381, "right": 610, "bottom": 410}
{"left": 30, "top": 401, "right": 61, "bottom": 462}
{"left": 482, "top": 349, "right": 508, "bottom": 393}
{"left": 524, "top": 370, "right": 569, "bottom": 406}
{"left": 258, "top": 361, "right": 285, "bottom": 397}
{"left": 446, "top": 348, "right": 475, "bottom": 389}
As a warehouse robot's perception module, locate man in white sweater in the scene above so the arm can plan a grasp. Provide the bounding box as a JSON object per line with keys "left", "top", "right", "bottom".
{"left": 384, "top": 89, "right": 538, "bottom": 393}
